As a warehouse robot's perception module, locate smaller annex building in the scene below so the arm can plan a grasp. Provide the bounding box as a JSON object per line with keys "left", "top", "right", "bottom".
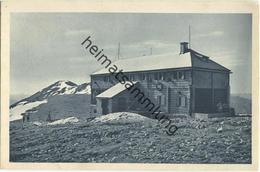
{"left": 90, "top": 42, "right": 231, "bottom": 117}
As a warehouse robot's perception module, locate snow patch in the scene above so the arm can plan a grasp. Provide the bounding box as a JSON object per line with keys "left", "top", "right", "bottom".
{"left": 33, "top": 121, "right": 43, "bottom": 126}
{"left": 92, "top": 112, "right": 151, "bottom": 124}
{"left": 238, "top": 113, "right": 251, "bottom": 116}
{"left": 76, "top": 86, "right": 91, "bottom": 94}
{"left": 49, "top": 80, "right": 78, "bottom": 95}
{"left": 47, "top": 117, "right": 79, "bottom": 125}
{"left": 9, "top": 100, "right": 47, "bottom": 121}
{"left": 54, "top": 84, "right": 76, "bottom": 95}
{"left": 17, "top": 101, "right": 27, "bottom": 106}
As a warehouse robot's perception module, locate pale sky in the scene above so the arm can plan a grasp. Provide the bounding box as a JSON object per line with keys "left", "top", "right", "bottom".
{"left": 11, "top": 13, "right": 251, "bottom": 95}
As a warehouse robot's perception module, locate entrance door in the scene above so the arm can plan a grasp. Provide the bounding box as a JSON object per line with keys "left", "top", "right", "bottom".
{"left": 194, "top": 88, "right": 212, "bottom": 113}
{"left": 118, "top": 97, "right": 127, "bottom": 112}
{"left": 102, "top": 99, "right": 109, "bottom": 115}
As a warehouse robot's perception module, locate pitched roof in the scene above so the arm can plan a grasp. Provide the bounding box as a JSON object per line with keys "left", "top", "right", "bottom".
{"left": 92, "top": 50, "right": 230, "bottom": 75}
{"left": 96, "top": 81, "right": 137, "bottom": 98}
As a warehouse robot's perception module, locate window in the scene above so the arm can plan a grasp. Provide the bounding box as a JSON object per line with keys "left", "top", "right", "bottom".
{"left": 138, "top": 73, "right": 143, "bottom": 80}
{"left": 178, "top": 96, "right": 181, "bottom": 107}
{"left": 162, "top": 73, "right": 167, "bottom": 81}
{"left": 103, "top": 76, "right": 108, "bottom": 82}
{"left": 154, "top": 73, "right": 159, "bottom": 80}
{"left": 148, "top": 74, "right": 152, "bottom": 81}
{"left": 108, "top": 76, "right": 112, "bottom": 82}
{"left": 181, "top": 96, "right": 186, "bottom": 106}
{"left": 157, "top": 95, "right": 162, "bottom": 105}
{"left": 140, "top": 73, "right": 147, "bottom": 80}
{"left": 164, "top": 72, "right": 171, "bottom": 81}
{"left": 178, "top": 71, "right": 184, "bottom": 80}
{"left": 142, "top": 73, "right": 146, "bottom": 80}
{"left": 173, "top": 72, "right": 177, "bottom": 80}
{"left": 97, "top": 76, "right": 102, "bottom": 81}
{"left": 158, "top": 73, "right": 164, "bottom": 80}
{"left": 184, "top": 71, "right": 190, "bottom": 80}
{"left": 129, "top": 74, "right": 135, "bottom": 81}
{"left": 177, "top": 93, "right": 187, "bottom": 107}
{"left": 157, "top": 95, "right": 165, "bottom": 105}
{"left": 128, "top": 74, "right": 132, "bottom": 81}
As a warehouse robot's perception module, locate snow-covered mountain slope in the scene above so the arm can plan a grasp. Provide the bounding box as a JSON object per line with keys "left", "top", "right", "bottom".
{"left": 10, "top": 80, "right": 91, "bottom": 121}
{"left": 10, "top": 100, "right": 48, "bottom": 121}
{"left": 74, "top": 83, "right": 91, "bottom": 94}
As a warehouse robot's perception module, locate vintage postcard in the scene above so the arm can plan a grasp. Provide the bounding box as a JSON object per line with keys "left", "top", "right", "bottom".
{"left": 1, "top": 0, "right": 259, "bottom": 170}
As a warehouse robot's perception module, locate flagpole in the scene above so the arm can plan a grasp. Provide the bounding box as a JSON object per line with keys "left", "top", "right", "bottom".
{"left": 189, "top": 25, "right": 191, "bottom": 49}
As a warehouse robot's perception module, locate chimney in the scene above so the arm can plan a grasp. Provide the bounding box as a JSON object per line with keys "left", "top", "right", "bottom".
{"left": 180, "top": 42, "right": 189, "bottom": 54}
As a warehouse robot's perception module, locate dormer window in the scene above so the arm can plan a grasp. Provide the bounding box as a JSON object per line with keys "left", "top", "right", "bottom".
{"left": 202, "top": 56, "right": 209, "bottom": 61}
{"left": 194, "top": 51, "right": 209, "bottom": 62}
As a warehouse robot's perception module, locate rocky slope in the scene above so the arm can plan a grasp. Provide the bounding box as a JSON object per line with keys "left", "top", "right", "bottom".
{"left": 10, "top": 114, "right": 251, "bottom": 163}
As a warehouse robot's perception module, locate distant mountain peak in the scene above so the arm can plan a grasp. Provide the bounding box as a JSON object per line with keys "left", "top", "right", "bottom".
{"left": 10, "top": 80, "right": 91, "bottom": 121}
{"left": 54, "top": 80, "right": 77, "bottom": 87}
{"left": 10, "top": 80, "right": 91, "bottom": 108}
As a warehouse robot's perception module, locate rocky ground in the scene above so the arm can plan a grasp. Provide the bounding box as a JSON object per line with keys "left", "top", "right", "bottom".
{"left": 10, "top": 115, "right": 251, "bottom": 163}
